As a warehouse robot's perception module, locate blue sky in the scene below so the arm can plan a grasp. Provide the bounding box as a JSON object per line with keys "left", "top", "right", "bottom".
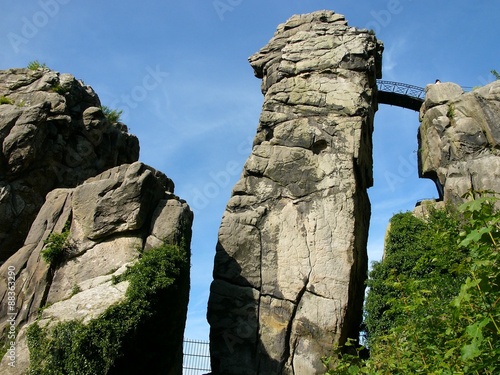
{"left": 1, "top": 1, "right": 499, "bottom": 341}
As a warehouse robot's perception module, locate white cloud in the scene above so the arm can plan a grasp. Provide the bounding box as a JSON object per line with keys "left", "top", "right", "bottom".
{"left": 382, "top": 37, "right": 408, "bottom": 79}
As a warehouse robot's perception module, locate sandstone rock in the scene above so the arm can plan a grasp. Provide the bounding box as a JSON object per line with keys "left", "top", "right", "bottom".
{"left": 208, "top": 10, "right": 381, "bottom": 374}
{"left": 419, "top": 80, "right": 500, "bottom": 202}
{"left": 0, "top": 162, "right": 193, "bottom": 374}
{"left": 40, "top": 280, "right": 131, "bottom": 326}
{"left": 72, "top": 162, "right": 173, "bottom": 241}
{"left": 421, "top": 82, "right": 464, "bottom": 113}
{"left": 0, "top": 68, "right": 139, "bottom": 261}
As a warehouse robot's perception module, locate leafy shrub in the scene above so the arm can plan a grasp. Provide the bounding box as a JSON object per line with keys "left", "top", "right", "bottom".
{"left": 101, "top": 106, "right": 123, "bottom": 124}
{"left": 27, "top": 242, "right": 189, "bottom": 375}
{"left": 324, "top": 195, "right": 500, "bottom": 374}
{"left": 41, "top": 229, "right": 70, "bottom": 267}
{"left": 364, "top": 206, "right": 465, "bottom": 343}
{"left": 27, "top": 60, "right": 48, "bottom": 70}
{"left": 453, "top": 192, "right": 500, "bottom": 372}
{"left": 447, "top": 103, "right": 456, "bottom": 119}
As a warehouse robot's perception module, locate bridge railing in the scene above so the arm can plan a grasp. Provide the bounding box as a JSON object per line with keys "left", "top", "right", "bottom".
{"left": 377, "top": 80, "right": 426, "bottom": 100}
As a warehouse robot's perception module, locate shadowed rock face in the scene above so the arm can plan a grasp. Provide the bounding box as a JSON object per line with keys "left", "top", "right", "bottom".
{"left": 208, "top": 10, "right": 382, "bottom": 374}
{"left": 0, "top": 68, "right": 139, "bottom": 261}
{"left": 419, "top": 80, "right": 500, "bottom": 202}
{"left": 0, "top": 162, "right": 193, "bottom": 374}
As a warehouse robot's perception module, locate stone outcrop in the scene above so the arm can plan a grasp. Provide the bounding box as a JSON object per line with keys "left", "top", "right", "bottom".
{"left": 419, "top": 80, "right": 500, "bottom": 202}
{"left": 0, "top": 162, "right": 193, "bottom": 374}
{"left": 207, "top": 11, "right": 382, "bottom": 374}
{"left": 0, "top": 68, "right": 139, "bottom": 261}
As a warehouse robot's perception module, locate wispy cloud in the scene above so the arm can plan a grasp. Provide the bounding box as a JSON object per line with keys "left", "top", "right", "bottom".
{"left": 382, "top": 37, "right": 408, "bottom": 79}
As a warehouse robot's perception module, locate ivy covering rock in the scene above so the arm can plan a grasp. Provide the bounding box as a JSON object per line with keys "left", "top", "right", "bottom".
{"left": 27, "top": 243, "right": 189, "bottom": 375}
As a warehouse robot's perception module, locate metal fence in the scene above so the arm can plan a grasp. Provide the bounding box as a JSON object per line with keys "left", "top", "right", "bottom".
{"left": 183, "top": 339, "right": 211, "bottom": 375}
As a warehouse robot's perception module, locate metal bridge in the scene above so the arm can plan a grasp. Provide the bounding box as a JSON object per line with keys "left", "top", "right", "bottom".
{"left": 376, "top": 80, "right": 425, "bottom": 111}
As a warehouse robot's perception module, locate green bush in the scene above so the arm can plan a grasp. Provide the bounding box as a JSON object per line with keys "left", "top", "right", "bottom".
{"left": 27, "top": 60, "right": 48, "bottom": 70}
{"left": 27, "top": 242, "right": 189, "bottom": 375}
{"left": 101, "top": 106, "right": 123, "bottom": 124}
{"left": 364, "top": 206, "right": 465, "bottom": 344}
{"left": 41, "top": 229, "right": 70, "bottom": 267}
{"left": 70, "top": 284, "right": 82, "bottom": 297}
{"left": 447, "top": 103, "right": 456, "bottom": 119}
{"left": 324, "top": 195, "right": 500, "bottom": 374}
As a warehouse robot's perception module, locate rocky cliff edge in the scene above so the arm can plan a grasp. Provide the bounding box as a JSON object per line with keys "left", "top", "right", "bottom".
{"left": 0, "top": 68, "right": 193, "bottom": 375}
{"left": 0, "top": 67, "right": 139, "bottom": 261}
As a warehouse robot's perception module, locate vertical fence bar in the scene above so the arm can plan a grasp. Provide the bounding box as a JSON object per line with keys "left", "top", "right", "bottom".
{"left": 183, "top": 339, "right": 211, "bottom": 375}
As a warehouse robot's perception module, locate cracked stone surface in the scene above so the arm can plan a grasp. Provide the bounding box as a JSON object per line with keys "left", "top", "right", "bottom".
{"left": 0, "top": 68, "right": 139, "bottom": 261}
{"left": 0, "top": 162, "right": 193, "bottom": 374}
{"left": 418, "top": 80, "right": 500, "bottom": 203}
{"left": 207, "top": 10, "right": 382, "bottom": 374}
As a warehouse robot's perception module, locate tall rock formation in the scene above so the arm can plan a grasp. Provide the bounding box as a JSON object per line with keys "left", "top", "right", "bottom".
{"left": 207, "top": 11, "right": 382, "bottom": 374}
{"left": 419, "top": 80, "right": 500, "bottom": 202}
{"left": 0, "top": 68, "right": 139, "bottom": 261}
{"left": 0, "top": 162, "right": 193, "bottom": 374}
{"left": 0, "top": 68, "right": 193, "bottom": 374}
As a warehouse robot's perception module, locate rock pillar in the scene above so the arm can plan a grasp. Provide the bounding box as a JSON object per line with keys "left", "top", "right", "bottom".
{"left": 207, "top": 11, "right": 382, "bottom": 374}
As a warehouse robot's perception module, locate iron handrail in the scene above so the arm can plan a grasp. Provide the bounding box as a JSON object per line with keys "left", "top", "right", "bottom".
{"left": 376, "top": 80, "right": 426, "bottom": 101}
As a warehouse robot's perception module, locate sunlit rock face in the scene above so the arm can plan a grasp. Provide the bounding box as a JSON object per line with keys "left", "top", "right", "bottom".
{"left": 208, "top": 10, "right": 382, "bottom": 374}
{"left": 419, "top": 80, "right": 500, "bottom": 203}
{"left": 0, "top": 68, "right": 139, "bottom": 261}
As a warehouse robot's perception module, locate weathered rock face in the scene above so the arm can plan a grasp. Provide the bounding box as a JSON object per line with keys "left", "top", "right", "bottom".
{"left": 0, "top": 68, "right": 139, "bottom": 261}
{"left": 207, "top": 11, "right": 382, "bottom": 374}
{"left": 419, "top": 80, "right": 500, "bottom": 202}
{"left": 0, "top": 162, "right": 193, "bottom": 374}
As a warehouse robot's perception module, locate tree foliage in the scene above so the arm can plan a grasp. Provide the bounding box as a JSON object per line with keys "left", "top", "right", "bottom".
{"left": 324, "top": 194, "right": 500, "bottom": 374}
